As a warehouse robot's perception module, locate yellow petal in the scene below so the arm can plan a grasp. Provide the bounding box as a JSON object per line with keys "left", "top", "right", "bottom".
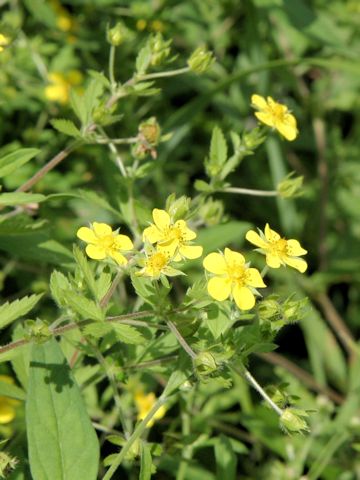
{"left": 286, "top": 239, "right": 307, "bottom": 256}
{"left": 245, "top": 268, "right": 266, "bottom": 288}
{"left": 266, "top": 253, "right": 282, "bottom": 268}
{"left": 207, "top": 277, "right": 231, "bottom": 301}
{"left": 233, "top": 285, "right": 256, "bottom": 310}
{"left": 143, "top": 225, "right": 161, "bottom": 243}
{"left": 114, "top": 234, "right": 133, "bottom": 251}
{"left": 245, "top": 230, "right": 267, "bottom": 248}
{"left": 179, "top": 244, "right": 203, "bottom": 259}
{"left": 92, "top": 222, "right": 112, "bottom": 237}
{"left": 0, "top": 402, "right": 16, "bottom": 424}
{"left": 265, "top": 223, "right": 280, "bottom": 242}
{"left": 251, "top": 94, "right": 268, "bottom": 110}
{"left": 152, "top": 209, "right": 170, "bottom": 229}
{"left": 175, "top": 220, "right": 196, "bottom": 240}
{"left": 110, "top": 251, "right": 128, "bottom": 265}
{"left": 203, "top": 252, "right": 227, "bottom": 274}
{"left": 255, "top": 111, "right": 276, "bottom": 128}
{"left": 77, "top": 226, "right": 96, "bottom": 243}
{"left": 275, "top": 115, "right": 298, "bottom": 141}
{"left": 224, "top": 248, "right": 245, "bottom": 265}
{"left": 86, "top": 244, "right": 106, "bottom": 260}
{"left": 284, "top": 256, "right": 308, "bottom": 273}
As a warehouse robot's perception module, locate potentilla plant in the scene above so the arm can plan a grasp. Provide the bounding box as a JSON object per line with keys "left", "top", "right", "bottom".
{"left": 0, "top": 23, "right": 310, "bottom": 480}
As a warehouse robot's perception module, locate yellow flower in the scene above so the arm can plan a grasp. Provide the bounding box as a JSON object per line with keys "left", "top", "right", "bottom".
{"left": 137, "top": 246, "right": 182, "bottom": 279}
{"left": 0, "top": 34, "right": 10, "bottom": 53}
{"left": 77, "top": 222, "right": 133, "bottom": 265}
{"left": 203, "top": 248, "right": 266, "bottom": 310}
{"left": 134, "top": 390, "right": 166, "bottom": 428}
{"left": 246, "top": 223, "right": 307, "bottom": 273}
{"left": 0, "top": 375, "right": 19, "bottom": 424}
{"left": 251, "top": 94, "right": 298, "bottom": 141}
{"left": 143, "top": 209, "right": 203, "bottom": 261}
{"left": 44, "top": 70, "right": 83, "bottom": 104}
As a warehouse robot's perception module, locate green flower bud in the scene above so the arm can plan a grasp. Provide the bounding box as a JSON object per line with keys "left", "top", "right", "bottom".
{"left": 107, "top": 22, "right": 128, "bottom": 46}
{"left": 242, "top": 127, "right": 267, "bottom": 152}
{"left": 198, "top": 198, "right": 224, "bottom": 226}
{"left": 149, "top": 33, "right": 171, "bottom": 66}
{"left": 265, "top": 385, "right": 289, "bottom": 409}
{"left": 166, "top": 194, "right": 191, "bottom": 221}
{"left": 187, "top": 46, "right": 215, "bottom": 74}
{"left": 25, "top": 319, "right": 51, "bottom": 343}
{"left": 0, "top": 451, "right": 18, "bottom": 478}
{"left": 280, "top": 408, "right": 309, "bottom": 434}
{"left": 139, "top": 117, "right": 161, "bottom": 146}
{"left": 257, "top": 298, "right": 280, "bottom": 321}
{"left": 195, "top": 351, "right": 218, "bottom": 377}
{"left": 277, "top": 172, "right": 304, "bottom": 198}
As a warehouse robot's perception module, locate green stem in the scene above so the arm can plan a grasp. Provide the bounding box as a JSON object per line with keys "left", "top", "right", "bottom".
{"left": 167, "top": 320, "right": 197, "bottom": 359}
{"left": 95, "top": 137, "right": 138, "bottom": 145}
{"left": 102, "top": 395, "right": 168, "bottom": 480}
{"left": 232, "top": 366, "right": 283, "bottom": 416}
{"left": 109, "top": 45, "right": 116, "bottom": 90}
{"left": 222, "top": 187, "right": 278, "bottom": 197}
{"left": 136, "top": 66, "right": 190, "bottom": 81}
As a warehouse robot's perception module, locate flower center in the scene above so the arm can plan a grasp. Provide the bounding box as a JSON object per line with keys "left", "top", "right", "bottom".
{"left": 227, "top": 262, "right": 246, "bottom": 285}
{"left": 147, "top": 252, "right": 168, "bottom": 272}
{"left": 99, "top": 234, "right": 116, "bottom": 250}
{"left": 165, "top": 225, "right": 184, "bottom": 243}
{"left": 270, "top": 238, "right": 288, "bottom": 256}
{"left": 269, "top": 103, "right": 286, "bottom": 122}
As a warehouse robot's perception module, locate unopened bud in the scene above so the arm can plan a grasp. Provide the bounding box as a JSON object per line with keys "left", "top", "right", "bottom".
{"left": 195, "top": 351, "right": 217, "bottom": 377}
{"left": 149, "top": 33, "right": 171, "bottom": 66}
{"left": 258, "top": 298, "right": 280, "bottom": 321}
{"left": 280, "top": 408, "right": 309, "bottom": 434}
{"left": 198, "top": 198, "right": 224, "bottom": 226}
{"left": 187, "top": 46, "right": 215, "bottom": 74}
{"left": 166, "top": 194, "right": 191, "bottom": 221}
{"left": 107, "top": 22, "right": 128, "bottom": 46}
{"left": 139, "top": 117, "right": 161, "bottom": 146}
{"left": 277, "top": 172, "right": 304, "bottom": 198}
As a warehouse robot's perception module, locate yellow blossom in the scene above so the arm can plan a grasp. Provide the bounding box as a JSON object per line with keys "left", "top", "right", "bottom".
{"left": 251, "top": 94, "right": 298, "bottom": 141}
{"left": 44, "top": 70, "right": 83, "bottom": 104}
{"left": 246, "top": 223, "right": 307, "bottom": 273}
{"left": 0, "top": 34, "right": 10, "bottom": 53}
{"left": 134, "top": 390, "right": 166, "bottom": 428}
{"left": 137, "top": 246, "right": 183, "bottom": 279}
{"left": 143, "top": 209, "right": 203, "bottom": 261}
{"left": 77, "top": 222, "right": 133, "bottom": 265}
{"left": 203, "top": 248, "right": 266, "bottom": 310}
{"left": 0, "top": 375, "right": 19, "bottom": 424}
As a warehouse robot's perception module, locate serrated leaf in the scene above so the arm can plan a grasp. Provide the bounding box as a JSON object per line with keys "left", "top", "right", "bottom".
{"left": 205, "top": 305, "right": 231, "bottom": 339}
{"left": 82, "top": 322, "right": 112, "bottom": 338}
{"left": 0, "top": 148, "right": 40, "bottom": 178}
{"left": 87, "top": 70, "right": 111, "bottom": 88}
{"left": 95, "top": 271, "right": 112, "bottom": 302}
{"left": 112, "top": 323, "right": 145, "bottom": 345}
{"left": 26, "top": 339, "right": 99, "bottom": 480}
{"left": 83, "top": 78, "right": 104, "bottom": 125}
{"left": 136, "top": 44, "right": 152, "bottom": 75}
{"left": 214, "top": 435, "right": 237, "bottom": 480}
{"left": 0, "top": 294, "right": 43, "bottom": 330}
{"left": 50, "top": 271, "right": 73, "bottom": 308}
{"left": 0, "top": 192, "right": 46, "bottom": 206}
{"left": 210, "top": 126, "right": 227, "bottom": 167}
{"left": 130, "top": 273, "right": 156, "bottom": 306}
{"left": 140, "top": 441, "right": 153, "bottom": 480}
{"left": 73, "top": 246, "right": 97, "bottom": 299}
{"left": 50, "top": 119, "right": 81, "bottom": 138}
{"left": 63, "top": 290, "right": 104, "bottom": 321}
{"left": 70, "top": 90, "right": 87, "bottom": 126}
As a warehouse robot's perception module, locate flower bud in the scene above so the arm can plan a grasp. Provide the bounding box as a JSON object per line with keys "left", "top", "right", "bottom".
{"left": 0, "top": 451, "right": 18, "bottom": 478}
{"left": 277, "top": 172, "right": 304, "bottom": 198}
{"left": 280, "top": 408, "right": 309, "bottom": 434}
{"left": 187, "top": 46, "right": 215, "bottom": 74}
{"left": 149, "top": 33, "right": 171, "bottom": 66}
{"left": 198, "top": 198, "right": 224, "bottom": 226}
{"left": 194, "top": 351, "right": 218, "bottom": 378}
{"left": 257, "top": 298, "right": 280, "bottom": 321}
{"left": 166, "top": 194, "right": 191, "bottom": 221}
{"left": 139, "top": 117, "right": 161, "bottom": 146}
{"left": 107, "top": 22, "right": 128, "bottom": 46}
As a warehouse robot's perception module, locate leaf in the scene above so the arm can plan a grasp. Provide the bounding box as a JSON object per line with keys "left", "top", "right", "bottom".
{"left": 50, "top": 270, "right": 72, "bottom": 308}
{"left": 205, "top": 305, "right": 231, "bottom": 339}
{"left": 50, "top": 119, "right": 81, "bottom": 138}
{"left": 112, "top": 323, "right": 145, "bottom": 345}
{"left": 0, "top": 379, "right": 25, "bottom": 401}
{"left": 0, "top": 192, "right": 46, "bottom": 206}
{"left": 63, "top": 290, "right": 104, "bottom": 321}
{"left": 73, "top": 246, "right": 97, "bottom": 299}
{"left": 140, "top": 441, "right": 153, "bottom": 480}
{"left": 70, "top": 90, "right": 87, "bottom": 126}
{"left": 0, "top": 148, "right": 40, "bottom": 178}
{"left": 83, "top": 78, "right": 104, "bottom": 125}
{"left": 0, "top": 294, "right": 43, "bottom": 330}
{"left": 214, "top": 435, "right": 237, "bottom": 480}
{"left": 130, "top": 273, "right": 157, "bottom": 306}
{"left": 82, "top": 322, "right": 112, "bottom": 339}
{"left": 136, "top": 44, "right": 152, "bottom": 75}
{"left": 210, "top": 126, "right": 227, "bottom": 168}
{"left": 26, "top": 339, "right": 99, "bottom": 480}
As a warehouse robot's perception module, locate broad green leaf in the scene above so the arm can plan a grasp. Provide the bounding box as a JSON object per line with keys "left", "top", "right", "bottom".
{"left": 82, "top": 322, "right": 111, "bottom": 339}
{"left": 23, "top": 0, "right": 57, "bottom": 26}
{"left": 83, "top": 78, "right": 104, "bottom": 125}
{"left": 70, "top": 90, "right": 87, "bottom": 126}
{"left": 140, "top": 441, "right": 152, "bottom": 480}
{"left": 130, "top": 273, "right": 156, "bottom": 306}
{"left": 163, "top": 356, "right": 192, "bottom": 397}
{"left": 136, "top": 44, "right": 152, "bottom": 75}
{"left": 205, "top": 305, "right": 231, "bottom": 339}
{"left": 95, "top": 271, "right": 112, "bottom": 302}
{"left": 73, "top": 246, "right": 97, "bottom": 299}
{"left": 0, "top": 148, "right": 39, "bottom": 178}
{"left": 62, "top": 290, "right": 104, "bottom": 321}
{"left": 0, "top": 294, "right": 43, "bottom": 330}
{"left": 0, "top": 379, "right": 25, "bottom": 401}
{"left": 26, "top": 339, "right": 99, "bottom": 480}
{"left": 50, "top": 119, "right": 81, "bottom": 138}
{"left": 112, "top": 323, "right": 145, "bottom": 345}
{"left": 214, "top": 435, "right": 237, "bottom": 480}
{"left": 0, "top": 192, "right": 46, "bottom": 206}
